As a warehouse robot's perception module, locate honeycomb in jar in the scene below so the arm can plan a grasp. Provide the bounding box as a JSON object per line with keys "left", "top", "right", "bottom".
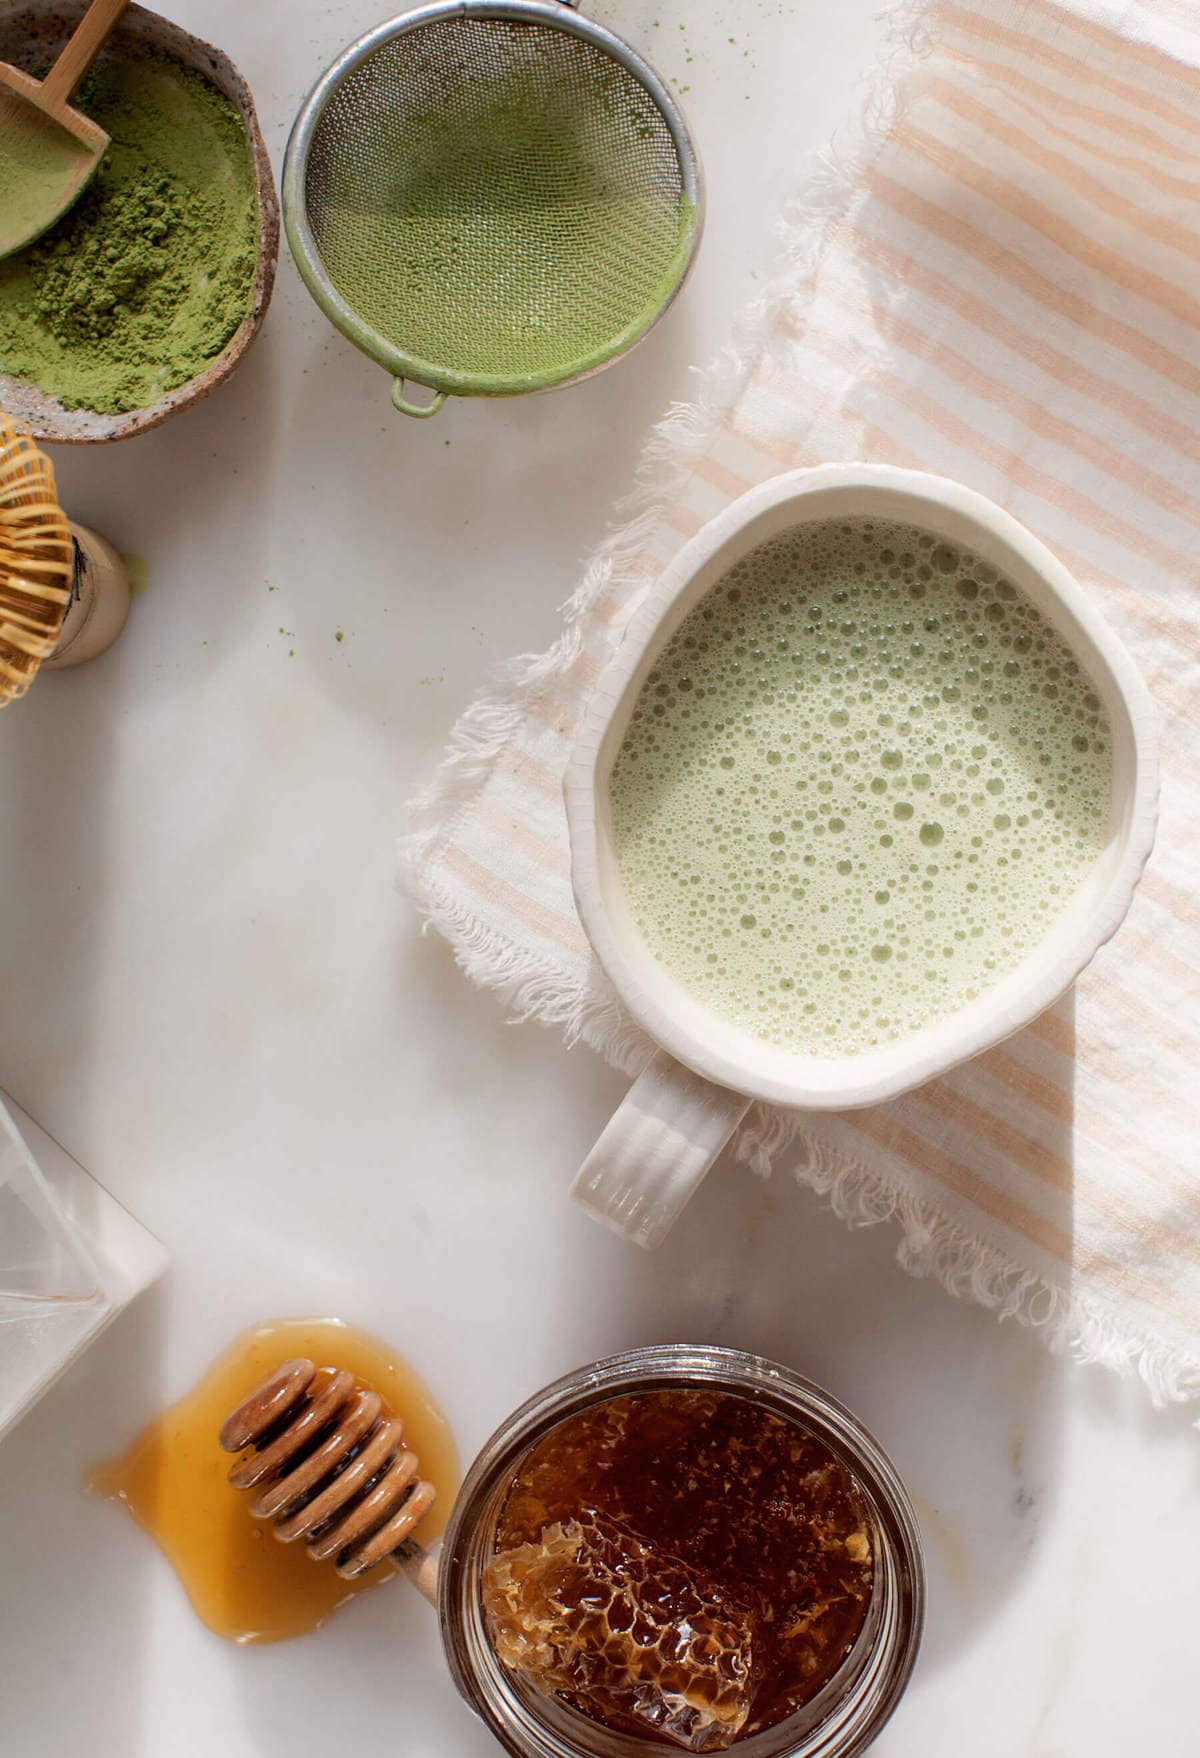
{"left": 482, "top": 1511, "right": 755, "bottom": 1752}
{"left": 491, "top": 1390, "right": 874, "bottom": 1739}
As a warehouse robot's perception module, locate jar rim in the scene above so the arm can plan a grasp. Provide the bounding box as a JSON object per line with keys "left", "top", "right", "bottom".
{"left": 438, "top": 1345, "right": 924, "bottom": 1758}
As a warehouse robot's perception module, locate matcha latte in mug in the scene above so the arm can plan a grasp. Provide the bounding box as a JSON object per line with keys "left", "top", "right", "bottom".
{"left": 564, "top": 468, "right": 1158, "bottom": 1248}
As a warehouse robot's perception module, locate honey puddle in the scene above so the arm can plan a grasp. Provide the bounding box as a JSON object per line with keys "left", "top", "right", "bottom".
{"left": 88, "top": 1317, "right": 459, "bottom": 1645}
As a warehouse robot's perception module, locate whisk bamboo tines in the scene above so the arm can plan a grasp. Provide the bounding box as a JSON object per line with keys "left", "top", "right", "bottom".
{"left": 219, "top": 1358, "right": 439, "bottom": 1595}
{"left": 0, "top": 414, "right": 74, "bottom": 705}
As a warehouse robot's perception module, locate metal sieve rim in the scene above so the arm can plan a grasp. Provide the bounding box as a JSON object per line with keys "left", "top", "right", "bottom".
{"left": 281, "top": 0, "right": 704, "bottom": 403}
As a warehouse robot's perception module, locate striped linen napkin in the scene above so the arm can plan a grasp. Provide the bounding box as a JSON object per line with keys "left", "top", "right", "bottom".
{"left": 402, "top": 0, "right": 1200, "bottom": 1412}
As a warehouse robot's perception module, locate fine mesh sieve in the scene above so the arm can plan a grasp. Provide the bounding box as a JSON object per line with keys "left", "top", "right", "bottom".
{"left": 282, "top": 1, "right": 702, "bottom": 418}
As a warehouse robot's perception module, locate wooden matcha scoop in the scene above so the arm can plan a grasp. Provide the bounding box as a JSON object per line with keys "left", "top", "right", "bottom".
{"left": 0, "top": 0, "right": 130, "bottom": 260}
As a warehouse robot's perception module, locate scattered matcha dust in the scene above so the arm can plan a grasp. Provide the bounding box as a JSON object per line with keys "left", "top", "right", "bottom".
{"left": 121, "top": 553, "right": 149, "bottom": 596}
{"left": 0, "top": 104, "right": 89, "bottom": 248}
{"left": 0, "top": 54, "right": 257, "bottom": 414}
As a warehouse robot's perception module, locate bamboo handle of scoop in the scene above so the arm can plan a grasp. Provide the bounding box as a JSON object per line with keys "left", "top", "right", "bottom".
{"left": 39, "top": 0, "right": 130, "bottom": 113}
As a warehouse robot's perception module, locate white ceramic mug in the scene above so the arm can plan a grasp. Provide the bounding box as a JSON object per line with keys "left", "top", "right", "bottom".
{"left": 564, "top": 466, "right": 1159, "bottom": 1248}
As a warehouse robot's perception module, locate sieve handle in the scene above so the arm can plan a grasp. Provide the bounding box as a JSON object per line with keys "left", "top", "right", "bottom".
{"left": 392, "top": 379, "right": 448, "bottom": 419}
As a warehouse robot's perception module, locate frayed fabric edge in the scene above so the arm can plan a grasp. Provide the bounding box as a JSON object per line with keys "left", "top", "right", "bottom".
{"left": 397, "top": 0, "right": 1200, "bottom": 1423}
{"left": 410, "top": 878, "right": 1200, "bottom": 1421}
{"left": 736, "top": 1120, "right": 1200, "bottom": 1417}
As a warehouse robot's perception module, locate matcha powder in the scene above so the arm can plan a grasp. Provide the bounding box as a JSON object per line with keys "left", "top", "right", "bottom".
{"left": 0, "top": 54, "right": 258, "bottom": 415}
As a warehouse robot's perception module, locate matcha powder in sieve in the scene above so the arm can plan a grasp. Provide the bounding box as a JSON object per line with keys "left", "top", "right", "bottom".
{"left": 0, "top": 54, "right": 257, "bottom": 416}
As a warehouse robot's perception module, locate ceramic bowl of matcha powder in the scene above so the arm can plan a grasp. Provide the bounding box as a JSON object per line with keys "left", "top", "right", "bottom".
{"left": 0, "top": 1, "right": 278, "bottom": 443}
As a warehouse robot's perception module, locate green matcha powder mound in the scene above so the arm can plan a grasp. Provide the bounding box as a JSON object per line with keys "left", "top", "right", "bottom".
{"left": 0, "top": 53, "right": 258, "bottom": 416}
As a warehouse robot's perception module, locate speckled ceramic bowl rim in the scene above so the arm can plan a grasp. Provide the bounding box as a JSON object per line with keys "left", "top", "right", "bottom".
{"left": 565, "top": 464, "right": 1160, "bottom": 1112}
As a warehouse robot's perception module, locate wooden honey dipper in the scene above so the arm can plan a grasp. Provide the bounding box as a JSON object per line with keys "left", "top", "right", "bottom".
{"left": 219, "top": 1358, "right": 440, "bottom": 1601}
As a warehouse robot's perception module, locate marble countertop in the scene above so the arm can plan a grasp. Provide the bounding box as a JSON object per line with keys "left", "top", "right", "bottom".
{"left": 0, "top": 1, "right": 1196, "bottom": 1753}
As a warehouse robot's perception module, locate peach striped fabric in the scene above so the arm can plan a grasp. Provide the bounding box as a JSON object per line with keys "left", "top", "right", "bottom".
{"left": 404, "top": 0, "right": 1200, "bottom": 1407}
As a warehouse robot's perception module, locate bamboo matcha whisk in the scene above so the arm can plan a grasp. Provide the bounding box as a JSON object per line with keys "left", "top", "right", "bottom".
{"left": 0, "top": 412, "right": 130, "bottom": 701}
{"left": 0, "top": 414, "right": 74, "bottom": 703}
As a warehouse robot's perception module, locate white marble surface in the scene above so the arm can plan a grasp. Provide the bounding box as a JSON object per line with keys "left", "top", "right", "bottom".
{"left": 0, "top": 1, "right": 1196, "bottom": 1753}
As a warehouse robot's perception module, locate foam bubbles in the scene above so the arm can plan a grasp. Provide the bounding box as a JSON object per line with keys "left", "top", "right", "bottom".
{"left": 609, "top": 516, "right": 1112, "bottom": 1056}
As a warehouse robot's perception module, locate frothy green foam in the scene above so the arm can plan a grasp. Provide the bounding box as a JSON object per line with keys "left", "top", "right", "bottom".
{"left": 610, "top": 517, "right": 1112, "bottom": 1056}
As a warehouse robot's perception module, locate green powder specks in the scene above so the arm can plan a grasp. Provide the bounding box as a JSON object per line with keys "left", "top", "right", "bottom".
{"left": 121, "top": 553, "right": 149, "bottom": 595}
{"left": 0, "top": 54, "right": 257, "bottom": 414}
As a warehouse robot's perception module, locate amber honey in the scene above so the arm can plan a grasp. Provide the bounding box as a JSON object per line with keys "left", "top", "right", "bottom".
{"left": 488, "top": 1389, "right": 874, "bottom": 1745}
{"left": 88, "top": 1317, "right": 459, "bottom": 1644}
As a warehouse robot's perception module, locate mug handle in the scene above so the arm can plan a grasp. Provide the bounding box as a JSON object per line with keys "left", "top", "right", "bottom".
{"left": 571, "top": 1050, "right": 750, "bottom": 1249}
